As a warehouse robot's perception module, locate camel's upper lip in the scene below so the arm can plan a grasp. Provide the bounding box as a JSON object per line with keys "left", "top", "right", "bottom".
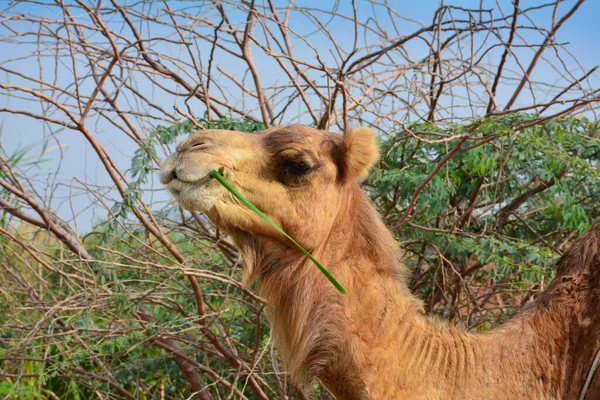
{"left": 160, "top": 164, "right": 214, "bottom": 185}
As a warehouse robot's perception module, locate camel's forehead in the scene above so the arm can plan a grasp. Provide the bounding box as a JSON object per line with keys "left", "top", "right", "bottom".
{"left": 262, "top": 125, "right": 340, "bottom": 153}
{"left": 190, "top": 125, "right": 341, "bottom": 152}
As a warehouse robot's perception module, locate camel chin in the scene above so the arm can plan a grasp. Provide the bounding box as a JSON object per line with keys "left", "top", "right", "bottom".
{"left": 171, "top": 179, "right": 222, "bottom": 212}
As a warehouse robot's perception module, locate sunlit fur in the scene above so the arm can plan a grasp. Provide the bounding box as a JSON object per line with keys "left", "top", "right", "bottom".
{"left": 160, "top": 125, "right": 600, "bottom": 399}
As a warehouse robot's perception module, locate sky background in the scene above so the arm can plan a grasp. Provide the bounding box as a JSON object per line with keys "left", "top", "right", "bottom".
{"left": 0, "top": 0, "right": 599, "bottom": 233}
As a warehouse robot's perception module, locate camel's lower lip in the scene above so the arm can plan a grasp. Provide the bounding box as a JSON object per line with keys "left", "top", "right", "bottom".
{"left": 168, "top": 174, "right": 213, "bottom": 194}
{"left": 182, "top": 174, "right": 213, "bottom": 185}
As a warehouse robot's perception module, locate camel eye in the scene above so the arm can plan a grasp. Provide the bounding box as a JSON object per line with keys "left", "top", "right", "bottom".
{"left": 276, "top": 155, "right": 318, "bottom": 186}
{"left": 285, "top": 160, "right": 312, "bottom": 175}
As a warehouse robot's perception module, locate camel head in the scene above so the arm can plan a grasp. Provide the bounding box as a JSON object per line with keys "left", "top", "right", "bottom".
{"left": 160, "top": 125, "right": 379, "bottom": 283}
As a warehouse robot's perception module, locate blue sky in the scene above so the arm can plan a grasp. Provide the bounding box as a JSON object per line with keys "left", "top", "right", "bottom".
{"left": 0, "top": 0, "right": 598, "bottom": 233}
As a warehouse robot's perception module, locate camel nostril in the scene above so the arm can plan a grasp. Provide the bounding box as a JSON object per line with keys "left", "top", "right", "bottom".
{"left": 177, "top": 136, "right": 213, "bottom": 153}
{"left": 159, "top": 154, "right": 179, "bottom": 184}
{"left": 159, "top": 167, "right": 178, "bottom": 185}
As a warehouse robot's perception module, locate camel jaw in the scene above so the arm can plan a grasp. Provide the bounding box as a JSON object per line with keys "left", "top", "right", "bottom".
{"left": 166, "top": 174, "right": 223, "bottom": 212}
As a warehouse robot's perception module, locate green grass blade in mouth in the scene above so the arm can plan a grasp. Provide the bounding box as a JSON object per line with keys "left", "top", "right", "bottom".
{"left": 209, "top": 168, "right": 347, "bottom": 294}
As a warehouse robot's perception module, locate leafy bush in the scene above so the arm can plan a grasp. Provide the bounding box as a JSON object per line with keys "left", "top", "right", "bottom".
{"left": 2, "top": 114, "right": 599, "bottom": 398}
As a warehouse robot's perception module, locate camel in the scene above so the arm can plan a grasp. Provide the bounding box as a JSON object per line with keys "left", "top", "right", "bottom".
{"left": 160, "top": 125, "right": 600, "bottom": 399}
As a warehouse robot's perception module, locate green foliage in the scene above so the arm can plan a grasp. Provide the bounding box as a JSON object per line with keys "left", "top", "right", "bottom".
{"left": 371, "top": 113, "right": 600, "bottom": 324}
{"left": 3, "top": 114, "right": 599, "bottom": 398}
{"left": 1, "top": 116, "right": 274, "bottom": 400}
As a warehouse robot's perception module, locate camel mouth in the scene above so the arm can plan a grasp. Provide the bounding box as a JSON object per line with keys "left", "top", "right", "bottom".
{"left": 161, "top": 163, "right": 226, "bottom": 212}
{"left": 166, "top": 173, "right": 214, "bottom": 197}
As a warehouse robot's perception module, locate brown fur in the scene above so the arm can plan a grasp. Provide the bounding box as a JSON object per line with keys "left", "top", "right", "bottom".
{"left": 160, "top": 125, "right": 600, "bottom": 399}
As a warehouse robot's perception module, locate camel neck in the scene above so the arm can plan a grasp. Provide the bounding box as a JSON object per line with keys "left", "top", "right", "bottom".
{"left": 328, "top": 185, "right": 422, "bottom": 310}
{"left": 233, "top": 184, "right": 586, "bottom": 399}
{"left": 252, "top": 185, "right": 432, "bottom": 394}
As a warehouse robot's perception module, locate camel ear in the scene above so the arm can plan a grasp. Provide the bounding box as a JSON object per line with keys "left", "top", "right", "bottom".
{"left": 339, "top": 127, "right": 379, "bottom": 181}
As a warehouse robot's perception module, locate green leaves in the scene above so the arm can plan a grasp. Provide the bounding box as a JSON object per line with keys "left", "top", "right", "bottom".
{"left": 210, "top": 168, "right": 347, "bottom": 294}
{"left": 371, "top": 113, "right": 600, "bottom": 324}
{"left": 3, "top": 113, "right": 599, "bottom": 398}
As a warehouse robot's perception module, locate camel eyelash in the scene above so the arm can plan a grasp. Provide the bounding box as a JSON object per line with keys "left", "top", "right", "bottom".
{"left": 284, "top": 159, "right": 313, "bottom": 175}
